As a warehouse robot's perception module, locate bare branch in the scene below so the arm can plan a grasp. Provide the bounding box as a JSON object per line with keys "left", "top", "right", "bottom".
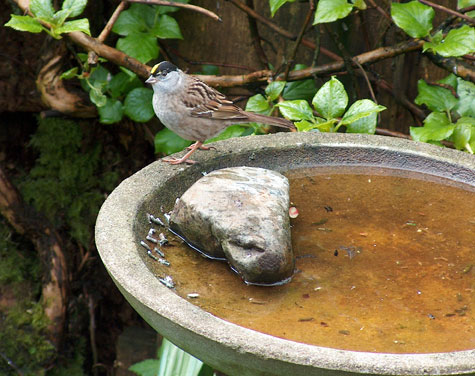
{"left": 97, "top": 1, "right": 128, "bottom": 43}
{"left": 127, "top": 0, "right": 222, "bottom": 22}
{"left": 283, "top": 0, "right": 315, "bottom": 80}
{"left": 419, "top": 0, "right": 475, "bottom": 24}
{"left": 227, "top": 0, "right": 342, "bottom": 61}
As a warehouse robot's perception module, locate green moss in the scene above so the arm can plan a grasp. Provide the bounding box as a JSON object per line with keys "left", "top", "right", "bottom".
{"left": 20, "top": 117, "right": 118, "bottom": 247}
{"left": 0, "top": 223, "right": 54, "bottom": 375}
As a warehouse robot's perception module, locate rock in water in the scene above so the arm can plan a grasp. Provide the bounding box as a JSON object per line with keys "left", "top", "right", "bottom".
{"left": 170, "top": 167, "right": 294, "bottom": 285}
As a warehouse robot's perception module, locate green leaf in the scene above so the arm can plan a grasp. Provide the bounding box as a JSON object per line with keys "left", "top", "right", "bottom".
{"left": 245, "top": 94, "right": 270, "bottom": 113}
{"left": 60, "top": 67, "right": 78, "bottom": 80}
{"left": 410, "top": 112, "right": 455, "bottom": 142}
{"left": 269, "top": 0, "right": 297, "bottom": 17}
{"left": 340, "top": 99, "right": 386, "bottom": 125}
{"left": 30, "top": 0, "right": 55, "bottom": 22}
{"left": 296, "top": 117, "right": 335, "bottom": 132}
{"left": 312, "top": 76, "right": 348, "bottom": 119}
{"left": 62, "top": 0, "right": 88, "bottom": 18}
{"left": 89, "top": 82, "right": 107, "bottom": 107}
{"left": 314, "top": 0, "right": 354, "bottom": 24}
{"left": 109, "top": 72, "right": 142, "bottom": 98}
{"left": 265, "top": 81, "right": 286, "bottom": 102}
{"left": 423, "top": 25, "right": 475, "bottom": 57}
{"left": 4, "top": 15, "right": 44, "bottom": 33}
{"left": 154, "top": 128, "right": 192, "bottom": 155}
{"left": 277, "top": 100, "right": 314, "bottom": 121}
{"left": 112, "top": 5, "right": 146, "bottom": 36}
{"left": 346, "top": 111, "right": 377, "bottom": 134}
{"left": 89, "top": 85, "right": 107, "bottom": 107}
{"left": 85, "top": 65, "right": 111, "bottom": 90}
{"left": 151, "top": 14, "right": 183, "bottom": 39}
{"left": 438, "top": 73, "right": 458, "bottom": 89}
{"left": 455, "top": 78, "right": 475, "bottom": 117}
{"left": 415, "top": 80, "right": 458, "bottom": 112}
{"left": 157, "top": 339, "right": 203, "bottom": 376}
{"left": 295, "top": 120, "right": 315, "bottom": 132}
{"left": 129, "top": 358, "right": 160, "bottom": 376}
{"left": 124, "top": 87, "right": 154, "bottom": 122}
{"left": 55, "top": 18, "right": 91, "bottom": 35}
{"left": 116, "top": 33, "right": 159, "bottom": 63}
{"left": 98, "top": 98, "right": 123, "bottom": 124}
{"left": 207, "top": 125, "right": 247, "bottom": 143}
{"left": 353, "top": 0, "right": 367, "bottom": 10}
{"left": 452, "top": 120, "right": 473, "bottom": 151}
{"left": 391, "top": 1, "right": 434, "bottom": 38}
{"left": 52, "top": 9, "right": 71, "bottom": 26}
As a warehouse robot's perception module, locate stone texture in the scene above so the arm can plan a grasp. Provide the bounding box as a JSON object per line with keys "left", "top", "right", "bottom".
{"left": 170, "top": 166, "right": 295, "bottom": 285}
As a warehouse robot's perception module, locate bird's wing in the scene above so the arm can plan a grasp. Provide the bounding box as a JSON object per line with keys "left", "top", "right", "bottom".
{"left": 185, "top": 77, "right": 248, "bottom": 121}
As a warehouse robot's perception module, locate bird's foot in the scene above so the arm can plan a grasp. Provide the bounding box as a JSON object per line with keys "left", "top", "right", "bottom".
{"left": 161, "top": 156, "right": 197, "bottom": 165}
{"left": 186, "top": 143, "right": 216, "bottom": 151}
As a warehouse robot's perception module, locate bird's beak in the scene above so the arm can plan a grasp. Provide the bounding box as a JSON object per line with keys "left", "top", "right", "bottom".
{"left": 145, "top": 75, "right": 157, "bottom": 84}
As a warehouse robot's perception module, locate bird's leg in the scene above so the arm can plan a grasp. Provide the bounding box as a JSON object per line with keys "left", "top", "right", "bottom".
{"left": 186, "top": 142, "right": 216, "bottom": 151}
{"left": 161, "top": 141, "right": 204, "bottom": 165}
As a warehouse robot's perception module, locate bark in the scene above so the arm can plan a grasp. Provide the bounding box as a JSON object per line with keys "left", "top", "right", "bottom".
{"left": 0, "top": 165, "right": 68, "bottom": 350}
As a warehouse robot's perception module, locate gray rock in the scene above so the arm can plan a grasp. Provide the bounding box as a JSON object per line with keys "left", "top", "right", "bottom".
{"left": 170, "top": 167, "right": 294, "bottom": 285}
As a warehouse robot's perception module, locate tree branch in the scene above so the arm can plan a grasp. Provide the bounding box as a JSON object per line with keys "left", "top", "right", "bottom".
{"left": 97, "top": 1, "right": 128, "bottom": 43}
{"left": 227, "top": 0, "right": 342, "bottom": 61}
{"left": 245, "top": 0, "right": 268, "bottom": 69}
{"left": 419, "top": 0, "right": 475, "bottom": 24}
{"left": 127, "top": 0, "right": 222, "bottom": 22}
{"left": 283, "top": 0, "right": 315, "bottom": 80}
{"left": 0, "top": 165, "right": 69, "bottom": 350}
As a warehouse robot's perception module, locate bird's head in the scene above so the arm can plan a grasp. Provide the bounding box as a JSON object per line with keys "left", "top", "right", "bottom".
{"left": 145, "top": 61, "right": 181, "bottom": 89}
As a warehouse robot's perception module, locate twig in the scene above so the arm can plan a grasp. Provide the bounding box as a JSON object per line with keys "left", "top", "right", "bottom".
{"left": 97, "top": 1, "right": 128, "bottom": 43}
{"left": 245, "top": 0, "right": 268, "bottom": 69}
{"left": 419, "top": 0, "right": 475, "bottom": 24}
{"left": 283, "top": 0, "right": 315, "bottom": 80}
{"left": 126, "top": 0, "right": 222, "bottom": 22}
{"left": 324, "top": 24, "right": 358, "bottom": 101}
{"left": 367, "top": 0, "right": 392, "bottom": 22}
{"left": 227, "top": 0, "right": 342, "bottom": 61}
{"left": 85, "top": 288, "right": 99, "bottom": 376}
{"left": 376, "top": 128, "right": 411, "bottom": 139}
{"left": 311, "top": 26, "right": 321, "bottom": 68}
{"left": 0, "top": 351, "right": 24, "bottom": 376}
{"left": 426, "top": 81, "right": 458, "bottom": 97}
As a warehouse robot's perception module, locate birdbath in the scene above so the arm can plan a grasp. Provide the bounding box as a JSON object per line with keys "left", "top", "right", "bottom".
{"left": 95, "top": 132, "right": 475, "bottom": 376}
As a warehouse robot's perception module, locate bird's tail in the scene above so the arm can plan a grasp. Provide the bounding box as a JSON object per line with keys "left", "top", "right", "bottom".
{"left": 247, "top": 113, "right": 296, "bottom": 131}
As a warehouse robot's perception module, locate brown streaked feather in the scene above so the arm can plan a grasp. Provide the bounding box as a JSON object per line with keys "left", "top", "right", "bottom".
{"left": 186, "top": 76, "right": 249, "bottom": 121}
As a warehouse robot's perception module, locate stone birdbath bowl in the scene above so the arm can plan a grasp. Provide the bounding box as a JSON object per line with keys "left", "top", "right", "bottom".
{"left": 95, "top": 133, "right": 475, "bottom": 376}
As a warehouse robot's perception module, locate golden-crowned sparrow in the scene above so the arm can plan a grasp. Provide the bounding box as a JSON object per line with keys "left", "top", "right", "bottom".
{"left": 145, "top": 61, "right": 296, "bottom": 164}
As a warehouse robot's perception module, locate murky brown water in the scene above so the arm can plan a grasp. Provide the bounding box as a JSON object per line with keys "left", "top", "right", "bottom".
{"left": 145, "top": 167, "right": 474, "bottom": 353}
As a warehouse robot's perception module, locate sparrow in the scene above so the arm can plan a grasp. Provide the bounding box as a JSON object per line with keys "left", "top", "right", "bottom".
{"left": 145, "top": 61, "right": 296, "bottom": 164}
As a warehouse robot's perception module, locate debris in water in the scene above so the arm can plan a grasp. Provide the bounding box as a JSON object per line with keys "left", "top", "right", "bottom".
{"left": 158, "top": 232, "right": 168, "bottom": 246}
{"left": 289, "top": 206, "right": 299, "bottom": 218}
{"left": 146, "top": 235, "right": 158, "bottom": 244}
{"left": 147, "top": 213, "right": 165, "bottom": 226}
{"left": 154, "top": 247, "right": 165, "bottom": 258}
{"left": 159, "top": 275, "right": 175, "bottom": 289}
